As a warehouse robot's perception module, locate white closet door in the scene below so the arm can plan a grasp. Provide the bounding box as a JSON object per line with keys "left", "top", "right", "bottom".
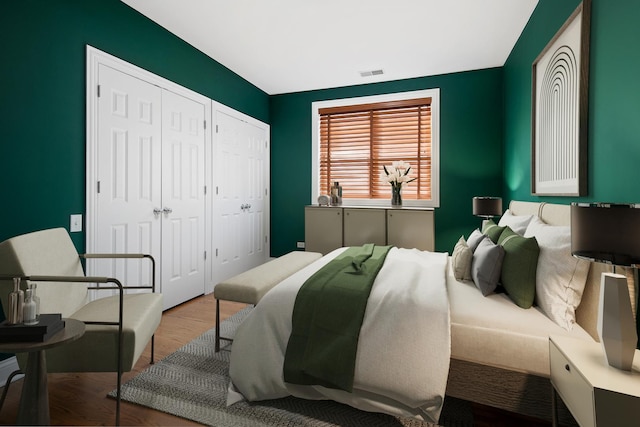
{"left": 213, "top": 110, "right": 268, "bottom": 283}
{"left": 161, "top": 90, "right": 206, "bottom": 309}
{"left": 214, "top": 110, "right": 244, "bottom": 281}
{"left": 93, "top": 64, "right": 161, "bottom": 291}
{"left": 244, "top": 121, "right": 268, "bottom": 268}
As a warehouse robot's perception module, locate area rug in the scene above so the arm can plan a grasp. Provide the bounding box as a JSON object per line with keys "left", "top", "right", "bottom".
{"left": 111, "top": 308, "right": 474, "bottom": 426}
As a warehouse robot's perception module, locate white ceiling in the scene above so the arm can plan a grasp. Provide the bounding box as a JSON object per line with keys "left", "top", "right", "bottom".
{"left": 121, "top": 0, "right": 539, "bottom": 95}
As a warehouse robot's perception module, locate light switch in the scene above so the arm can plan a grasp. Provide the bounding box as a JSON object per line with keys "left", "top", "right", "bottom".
{"left": 70, "top": 214, "right": 83, "bottom": 232}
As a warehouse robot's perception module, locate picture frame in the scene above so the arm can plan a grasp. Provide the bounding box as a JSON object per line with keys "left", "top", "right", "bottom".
{"left": 531, "top": 0, "right": 591, "bottom": 196}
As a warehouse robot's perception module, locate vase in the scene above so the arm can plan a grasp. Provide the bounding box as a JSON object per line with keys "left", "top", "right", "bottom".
{"left": 597, "top": 273, "right": 637, "bottom": 370}
{"left": 391, "top": 185, "right": 402, "bottom": 206}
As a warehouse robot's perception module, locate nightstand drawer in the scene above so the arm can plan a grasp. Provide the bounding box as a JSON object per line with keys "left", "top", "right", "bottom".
{"left": 550, "top": 343, "right": 595, "bottom": 427}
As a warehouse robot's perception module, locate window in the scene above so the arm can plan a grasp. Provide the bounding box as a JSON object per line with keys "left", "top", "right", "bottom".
{"left": 312, "top": 89, "right": 440, "bottom": 207}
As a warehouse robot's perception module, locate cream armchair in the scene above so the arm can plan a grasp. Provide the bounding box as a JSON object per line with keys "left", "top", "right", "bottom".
{"left": 0, "top": 227, "right": 163, "bottom": 425}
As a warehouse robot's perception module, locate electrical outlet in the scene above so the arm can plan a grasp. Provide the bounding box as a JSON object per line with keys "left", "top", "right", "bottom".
{"left": 296, "top": 241, "right": 305, "bottom": 249}
{"left": 70, "top": 214, "right": 83, "bottom": 232}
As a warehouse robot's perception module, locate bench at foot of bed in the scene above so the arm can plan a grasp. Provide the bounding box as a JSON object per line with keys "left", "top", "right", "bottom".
{"left": 213, "top": 250, "right": 323, "bottom": 352}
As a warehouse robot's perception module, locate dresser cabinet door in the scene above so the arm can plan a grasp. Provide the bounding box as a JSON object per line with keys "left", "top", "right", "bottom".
{"left": 387, "top": 209, "right": 434, "bottom": 251}
{"left": 343, "top": 209, "right": 386, "bottom": 247}
{"left": 304, "top": 207, "right": 343, "bottom": 255}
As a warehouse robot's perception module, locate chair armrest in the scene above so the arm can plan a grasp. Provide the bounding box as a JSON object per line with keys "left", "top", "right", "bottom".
{"left": 80, "top": 253, "right": 157, "bottom": 293}
{"left": 82, "top": 253, "right": 149, "bottom": 259}
{"left": 0, "top": 274, "right": 125, "bottom": 329}
{"left": 0, "top": 274, "right": 122, "bottom": 289}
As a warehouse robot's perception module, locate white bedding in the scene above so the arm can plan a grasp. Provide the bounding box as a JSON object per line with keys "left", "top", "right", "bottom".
{"left": 447, "top": 263, "right": 593, "bottom": 376}
{"left": 228, "top": 247, "right": 451, "bottom": 423}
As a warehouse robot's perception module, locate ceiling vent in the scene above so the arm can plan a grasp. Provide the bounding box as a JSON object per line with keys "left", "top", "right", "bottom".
{"left": 360, "top": 69, "right": 384, "bottom": 77}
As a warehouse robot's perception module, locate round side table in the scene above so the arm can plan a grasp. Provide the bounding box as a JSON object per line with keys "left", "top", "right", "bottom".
{"left": 0, "top": 318, "right": 85, "bottom": 425}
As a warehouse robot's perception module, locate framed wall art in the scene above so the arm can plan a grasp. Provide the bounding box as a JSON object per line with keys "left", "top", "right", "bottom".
{"left": 531, "top": 0, "right": 591, "bottom": 196}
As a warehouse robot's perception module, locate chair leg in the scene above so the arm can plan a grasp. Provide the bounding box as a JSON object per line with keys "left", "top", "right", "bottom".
{"left": 0, "top": 369, "right": 23, "bottom": 412}
{"left": 215, "top": 299, "right": 220, "bottom": 352}
{"left": 150, "top": 335, "right": 155, "bottom": 364}
{"left": 116, "top": 370, "right": 121, "bottom": 426}
{"left": 116, "top": 300, "right": 124, "bottom": 426}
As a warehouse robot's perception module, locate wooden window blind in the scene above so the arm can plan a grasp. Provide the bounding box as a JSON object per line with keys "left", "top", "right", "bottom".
{"left": 319, "top": 97, "right": 432, "bottom": 200}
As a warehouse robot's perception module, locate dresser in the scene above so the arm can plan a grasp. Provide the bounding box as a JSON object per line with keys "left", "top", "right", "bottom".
{"left": 304, "top": 206, "right": 434, "bottom": 255}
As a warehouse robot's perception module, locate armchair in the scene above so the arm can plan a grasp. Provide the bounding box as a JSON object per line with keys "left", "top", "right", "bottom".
{"left": 0, "top": 227, "right": 163, "bottom": 425}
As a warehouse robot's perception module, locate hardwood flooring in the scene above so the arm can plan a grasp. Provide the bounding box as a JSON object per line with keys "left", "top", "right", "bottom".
{"left": 0, "top": 294, "right": 550, "bottom": 426}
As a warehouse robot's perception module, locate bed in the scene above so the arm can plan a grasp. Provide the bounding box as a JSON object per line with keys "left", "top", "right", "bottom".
{"left": 227, "top": 201, "right": 638, "bottom": 424}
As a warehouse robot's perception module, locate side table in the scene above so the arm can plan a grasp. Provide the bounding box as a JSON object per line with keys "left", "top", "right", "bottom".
{"left": 0, "top": 318, "right": 85, "bottom": 425}
{"left": 550, "top": 335, "right": 640, "bottom": 427}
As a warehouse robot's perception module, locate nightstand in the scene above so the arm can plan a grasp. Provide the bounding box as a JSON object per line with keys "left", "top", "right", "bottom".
{"left": 549, "top": 335, "right": 640, "bottom": 427}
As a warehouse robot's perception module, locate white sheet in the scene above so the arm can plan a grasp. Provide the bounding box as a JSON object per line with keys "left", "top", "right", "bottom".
{"left": 228, "top": 247, "right": 451, "bottom": 423}
{"left": 447, "top": 262, "right": 594, "bottom": 376}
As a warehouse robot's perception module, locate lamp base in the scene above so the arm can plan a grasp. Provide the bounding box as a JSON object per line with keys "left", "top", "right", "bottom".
{"left": 597, "top": 273, "right": 637, "bottom": 371}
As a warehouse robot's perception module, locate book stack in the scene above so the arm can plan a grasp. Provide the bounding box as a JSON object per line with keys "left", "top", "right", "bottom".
{"left": 0, "top": 314, "right": 65, "bottom": 343}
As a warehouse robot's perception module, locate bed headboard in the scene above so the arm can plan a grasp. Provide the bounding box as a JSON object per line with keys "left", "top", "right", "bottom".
{"left": 509, "top": 200, "right": 637, "bottom": 341}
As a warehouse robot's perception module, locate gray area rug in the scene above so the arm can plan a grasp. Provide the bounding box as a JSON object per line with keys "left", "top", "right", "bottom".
{"left": 111, "top": 308, "right": 473, "bottom": 426}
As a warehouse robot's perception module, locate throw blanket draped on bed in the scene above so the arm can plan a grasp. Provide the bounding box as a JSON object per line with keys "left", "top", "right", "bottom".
{"left": 228, "top": 247, "right": 451, "bottom": 423}
{"left": 284, "top": 244, "right": 392, "bottom": 392}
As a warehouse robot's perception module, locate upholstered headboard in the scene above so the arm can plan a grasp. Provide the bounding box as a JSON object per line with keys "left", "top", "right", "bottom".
{"left": 509, "top": 200, "right": 637, "bottom": 341}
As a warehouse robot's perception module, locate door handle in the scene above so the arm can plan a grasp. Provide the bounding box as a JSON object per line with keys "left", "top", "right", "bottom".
{"left": 163, "top": 207, "right": 173, "bottom": 214}
{"left": 153, "top": 208, "right": 162, "bottom": 216}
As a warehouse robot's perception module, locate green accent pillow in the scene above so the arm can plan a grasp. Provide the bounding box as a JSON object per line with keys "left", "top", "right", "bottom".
{"left": 482, "top": 220, "right": 506, "bottom": 244}
{"left": 497, "top": 226, "right": 540, "bottom": 309}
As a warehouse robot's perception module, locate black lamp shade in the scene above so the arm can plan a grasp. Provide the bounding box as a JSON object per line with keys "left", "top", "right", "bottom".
{"left": 571, "top": 203, "right": 640, "bottom": 267}
{"left": 472, "top": 197, "right": 503, "bottom": 218}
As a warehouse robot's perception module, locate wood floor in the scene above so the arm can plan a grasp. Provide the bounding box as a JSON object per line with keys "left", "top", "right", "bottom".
{"left": 0, "top": 294, "right": 551, "bottom": 426}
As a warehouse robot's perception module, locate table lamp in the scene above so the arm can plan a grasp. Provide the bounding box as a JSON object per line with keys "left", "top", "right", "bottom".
{"left": 472, "top": 197, "right": 502, "bottom": 219}
{"left": 571, "top": 202, "right": 640, "bottom": 371}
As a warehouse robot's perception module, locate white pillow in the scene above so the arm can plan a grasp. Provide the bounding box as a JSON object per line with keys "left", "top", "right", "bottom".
{"left": 466, "top": 229, "right": 487, "bottom": 252}
{"left": 524, "top": 216, "right": 590, "bottom": 330}
{"left": 498, "top": 209, "right": 534, "bottom": 235}
{"left": 451, "top": 236, "right": 473, "bottom": 281}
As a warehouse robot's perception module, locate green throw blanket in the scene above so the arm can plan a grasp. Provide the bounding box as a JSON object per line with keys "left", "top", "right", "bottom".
{"left": 283, "top": 244, "right": 392, "bottom": 392}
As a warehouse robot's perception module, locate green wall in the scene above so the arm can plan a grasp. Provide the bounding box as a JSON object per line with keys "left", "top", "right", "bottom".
{"left": 504, "top": 0, "right": 640, "bottom": 345}
{"left": 270, "top": 69, "right": 504, "bottom": 257}
{"left": 503, "top": 0, "right": 640, "bottom": 205}
{"left": 0, "top": 0, "right": 269, "bottom": 250}
{"left": 6, "top": 0, "right": 637, "bottom": 279}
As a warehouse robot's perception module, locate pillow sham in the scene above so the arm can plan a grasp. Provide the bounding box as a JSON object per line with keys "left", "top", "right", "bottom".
{"left": 524, "top": 216, "right": 590, "bottom": 330}
{"left": 452, "top": 236, "right": 473, "bottom": 281}
{"left": 471, "top": 238, "right": 505, "bottom": 296}
{"left": 497, "top": 226, "right": 540, "bottom": 309}
{"left": 466, "top": 229, "right": 486, "bottom": 252}
{"left": 498, "top": 210, "right": 534, "bottom": 235}
{"left": 481, "top": 220, "right": 506, "bottom": 244}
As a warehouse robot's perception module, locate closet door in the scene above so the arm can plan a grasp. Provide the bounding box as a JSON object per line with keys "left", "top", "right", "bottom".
{"left": 160, "top": 90, "right": 206, "bottom": 309}
{"left": 93, "top": 64, "right": 161, "bottom": 292}
{"left": 92, "top": 65, "right": 205, "bottom": 309}
{"left": 244, "top": 121, "right": 268, "bottom": 268}
{"left": 213, "top": 109, "right": 269, "bottom": 283}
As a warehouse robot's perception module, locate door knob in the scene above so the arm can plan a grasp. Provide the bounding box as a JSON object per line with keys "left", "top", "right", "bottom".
{"left": 153, "top": 208, "right": 162, "bottom": 216}
{"left": 163, "top": 207, "right": 173, "bottom": 214}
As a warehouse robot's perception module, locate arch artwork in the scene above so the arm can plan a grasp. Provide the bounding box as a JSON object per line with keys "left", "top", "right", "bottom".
{"left": 532, "top": 0, "right": 590, "bottom": 196}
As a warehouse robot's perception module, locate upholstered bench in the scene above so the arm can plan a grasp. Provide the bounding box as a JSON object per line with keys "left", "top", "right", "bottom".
{"left": 214, "top": 250, "right": 322, "bottom": 351}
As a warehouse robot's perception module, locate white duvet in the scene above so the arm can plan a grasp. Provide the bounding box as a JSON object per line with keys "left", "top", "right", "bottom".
{"left": 227, "top": 247, "right": 451, "bottom": 423}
